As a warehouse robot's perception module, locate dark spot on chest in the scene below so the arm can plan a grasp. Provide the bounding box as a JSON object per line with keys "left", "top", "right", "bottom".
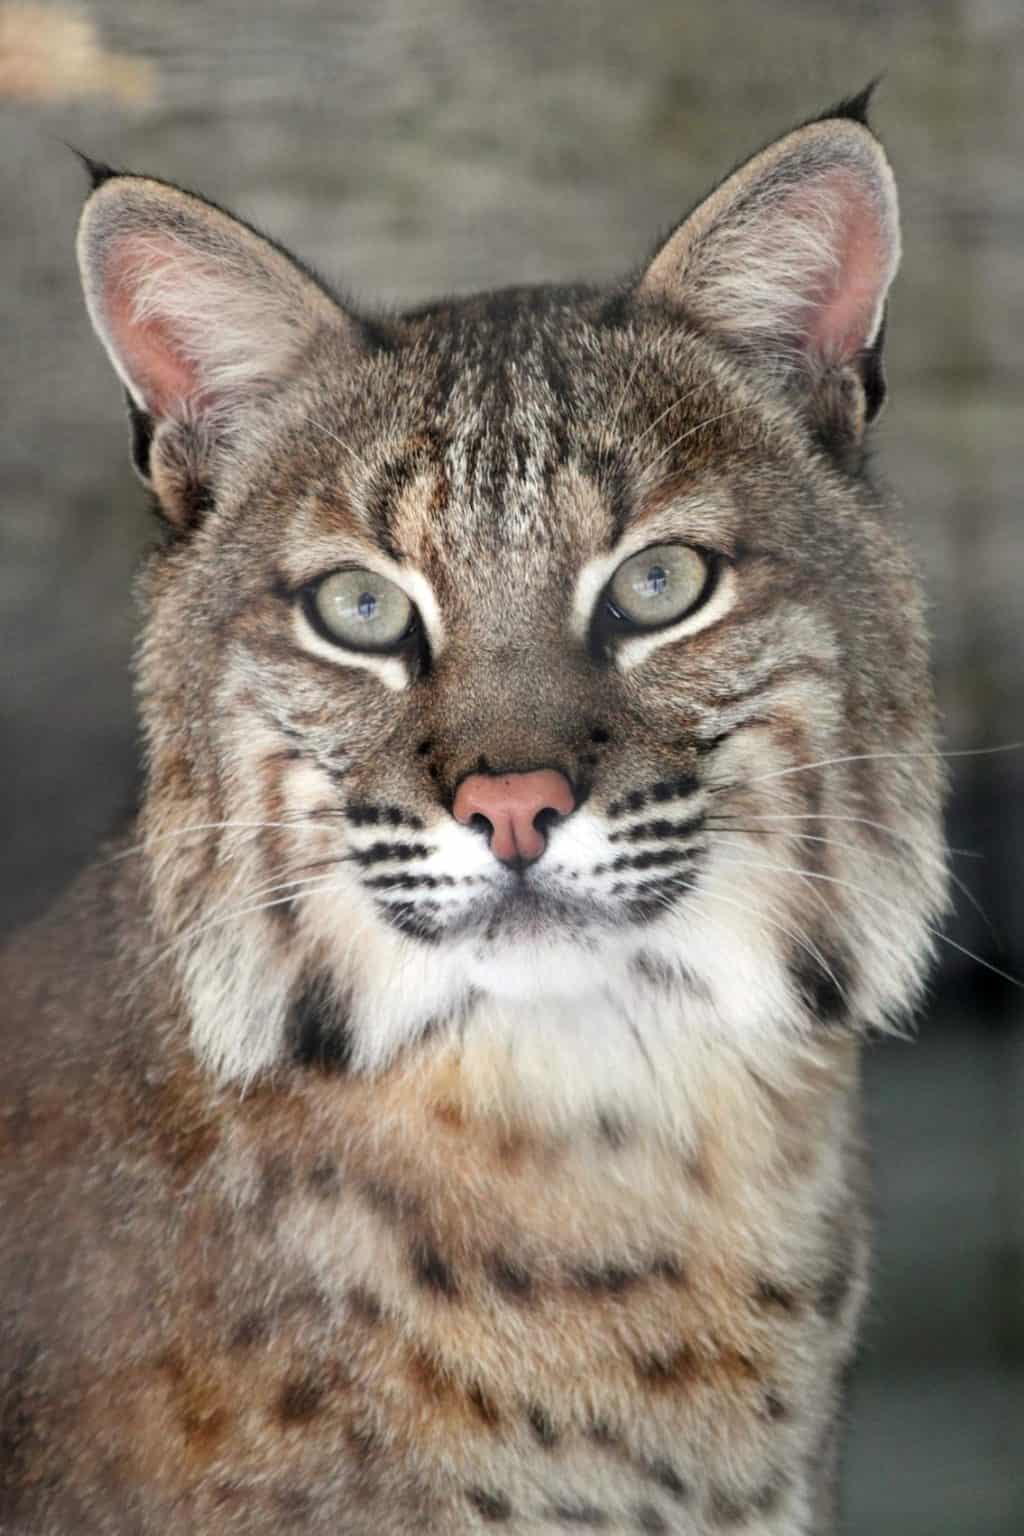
{"left": 347, "top": 1285, "right": 383, "bottom": 1325}
{"left": 468, "top": 1383, "right": 502, "bottom": 1428}
{"left": 360, "top": 1176, "right": 413, "bottom": 1220}
{"left": 306, "top": 1156, "right": 340, "bottom": 1199}
{"left": 228, "top": 1310, "right": 270, "bottom": 1351}
{"left": 410, "top": 1240, "right": 459, "bottom": 1299}
{"left": 709, "top": 1488, "right": 749, "bottom": 1526}
{"left": 274, "top": 1484, "right": 313, "bottom": 1520}
{"left": 593, "top": 1109, "right": 631, "bottom": 1149}
{"left": 157, "top": 1346, "right": 230, "bottom": 1464}
{"left": 488, "top": 1252, "right": 535, "bottom": 1301}
{"left": 762, "top": 1390, "right": 788, "bottom": 1422}
{"left": 647, "top": 1460, "right": 689, "bottom": 1500}
{"left": 545, "top": 1499, "right": 610, "bottom": 1526}
{"left": 634, "top": 1343, "right": 697, "bottom": 1390}
{"left": 0, "top": 1340, "right": 44, "bottom": 1522}
{"left": 255, "top": 1153, "right": 294, "bottom": 1223}
{"left": 467, "top": 1486, "right": 513, "bottom": 1521}
{"left": 139, "top": 1060, "right": 221, "bottom": 1185}
{"left": 754, "top": 1277, "right": 796, "bottom": 1312}
{"left": 347, "top": 1418, "right": 381, "bottom": 1462}
{"left": 527, "top": 1402, "right": 558, "bottom": 1445}
{"left": 634, "top": 1508, "right": 670, "bottom": 1534}
{"left": 587, "top": 1417, "right": 618, "bottom": 1446}
{"left": 276, "top": 1374, "right": 325, "bottom": 1424}
{"left": 572, "top": 1261, "right": 637, "bottom": 1296}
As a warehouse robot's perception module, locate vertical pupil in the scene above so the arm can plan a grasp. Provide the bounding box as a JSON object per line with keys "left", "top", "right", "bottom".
{"left": 645, "top": 564, "right": 668, "bottom": 596}
{"left": 357, "top": 590, "right": 378, "bottom": 621}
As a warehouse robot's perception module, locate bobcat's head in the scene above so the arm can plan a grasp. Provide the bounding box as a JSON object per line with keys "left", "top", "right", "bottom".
{"left": 77, "top": 97, "right": 946, "bottom": 1126}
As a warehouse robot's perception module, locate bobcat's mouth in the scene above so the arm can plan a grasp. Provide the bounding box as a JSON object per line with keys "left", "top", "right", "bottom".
{"left": 370, "top": 858, "right": 701, "bottom": 946}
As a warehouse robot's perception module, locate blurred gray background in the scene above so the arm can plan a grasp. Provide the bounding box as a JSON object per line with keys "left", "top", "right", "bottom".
{"left": 0, "top": 2, "right": 1021, "bottom": 1530}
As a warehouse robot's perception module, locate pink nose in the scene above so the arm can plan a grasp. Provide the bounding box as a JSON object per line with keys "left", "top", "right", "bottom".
{"left": 452, "top": 769, "right": 575, "bottom": 865}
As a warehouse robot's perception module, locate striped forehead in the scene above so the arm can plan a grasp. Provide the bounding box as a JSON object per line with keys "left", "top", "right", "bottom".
{"left": 382, "top": 293, "right": 614, "bottom": 554}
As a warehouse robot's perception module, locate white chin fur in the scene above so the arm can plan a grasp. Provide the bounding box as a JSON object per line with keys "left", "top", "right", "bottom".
{"left": 462, "top": 933, "right": 633, "bottom": 1002}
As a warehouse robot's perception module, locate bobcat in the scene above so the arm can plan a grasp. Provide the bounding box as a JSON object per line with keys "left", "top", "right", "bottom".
{"left": 0, "top": 91, "right": 946, "bottom": 1534}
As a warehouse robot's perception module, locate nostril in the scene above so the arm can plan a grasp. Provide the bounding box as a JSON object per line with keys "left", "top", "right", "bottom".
{"left": 532, "top": 806, "right": 565, "bottom": 838}
{"left": 468, "top": 812, "right": 492, "bottom": 838}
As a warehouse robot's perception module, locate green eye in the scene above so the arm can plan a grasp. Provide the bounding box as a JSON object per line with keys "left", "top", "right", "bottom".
{"left": 311, "top": 568, "right": 414, "bottom": 651}
{"left": 606, "top": 544, "right": 711, "bottom": 629}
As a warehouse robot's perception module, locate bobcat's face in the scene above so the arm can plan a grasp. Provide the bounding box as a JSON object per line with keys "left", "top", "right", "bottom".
{"left": 168, "top": 318, "right": 836, "bottom": 976}
{"left": 78, "top": 109, "right": 947, "bottom": 1110}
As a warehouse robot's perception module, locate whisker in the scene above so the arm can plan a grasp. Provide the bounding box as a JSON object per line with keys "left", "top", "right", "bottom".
{"left": 705, "top": 822, "right": 994, "bottom": 938}
{"left": 709, "top": 853, "right": 1022, "bottom": 991}
{"left": 693, "top": 878, "right": 845, "bottom": 1000}
{"left": 705, "top": 809, "right": 981, "bottom": 859}
{"left": 101, "top": 813, "right": 345, "bottom": 865}
{"left": 726, "top": 742, "right": 1024, "bottom": 791}
{"left": 227, "top": 858, "right": 353, "bottom": 906}
{"left": 299, "top": 413, "right": 372, "bottom": 476}
{"left": 136, "top": 873, "right": 350, "bottom": 984}
{"left": 606, "top": 350, "right": 648, "bottom": 442}
{"left": 639, "top": 403, "right": 751, "bottom": 480}
{"left": 627, "top": 382, "right": 705, "bottom": 453}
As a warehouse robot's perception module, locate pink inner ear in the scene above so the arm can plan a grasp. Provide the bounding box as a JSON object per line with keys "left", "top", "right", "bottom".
{"left": 103, "top": 238, "right": 202, "bottom": 420}
{"left": 796, "top": 168, "right": 891, "bottom": 366}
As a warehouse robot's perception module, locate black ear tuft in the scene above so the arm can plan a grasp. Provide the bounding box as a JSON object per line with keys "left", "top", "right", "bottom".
{"left": 125, "top": 391, "right": 154, "bottom": 482}
{"left": 64, "top": 144, "right": 121, "bottom": 191}
{"left": 810, "top": 78, "right": 884, "bottom": 130}
{"left": 859, "top": 308, "right": 888, "bottom": 424}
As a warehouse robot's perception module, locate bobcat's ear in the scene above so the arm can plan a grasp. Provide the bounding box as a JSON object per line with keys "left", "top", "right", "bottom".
{"left": 639, "top": 108, "right": 900, "bottom": 458}
{"left": 77, "top": 174, "right": 358, "bottom": 528}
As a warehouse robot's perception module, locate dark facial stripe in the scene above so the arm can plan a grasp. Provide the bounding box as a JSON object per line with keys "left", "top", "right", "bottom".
{"left": 605, "top": 847, "right": 697, "bottom": 875}
{"left": 363, "top": 871, "right": 456, "bottom": 891}
{"left": 351, "top": 840, "right": 430, "bottom": 866}
{"left": 607, "top": 774, "right": 699, "bottom": 819}
{"left": 344, "top": 799, "right": 425, "bottom": 831}
{"left": 609, "top": 812, "right": 705, "bottom": 845}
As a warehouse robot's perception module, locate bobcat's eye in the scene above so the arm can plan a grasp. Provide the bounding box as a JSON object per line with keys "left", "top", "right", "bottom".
{"left": 307, "top": 568, "right": 415, "bottom": 652}
{"left": 606, "top": 544, "right": 712, "bottom": 629}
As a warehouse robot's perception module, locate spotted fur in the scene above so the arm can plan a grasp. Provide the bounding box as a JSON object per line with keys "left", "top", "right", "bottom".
{"left": 0, "top": 96, "right": 946, "bottom": 1533}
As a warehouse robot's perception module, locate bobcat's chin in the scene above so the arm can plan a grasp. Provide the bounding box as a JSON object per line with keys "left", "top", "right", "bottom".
{"left": 461, "top": 928, "right": 630, "bottom": 1004}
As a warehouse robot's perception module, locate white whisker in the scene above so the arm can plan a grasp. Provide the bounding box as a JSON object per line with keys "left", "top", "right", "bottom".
{"left": 640, "top": 403, "right": 751, "bottom": 480}
{"left": 102, "top": 814, "right": 342, "bottom": 864}
{"left": 135, "top": 873, "right": 349, "bottom": 985}
{"left": 694, "top": 877, "right": 845, "bottom": 1000}
{"left": 606, "top": 350, "right": 648, "bottom": 442}
{"left": 710, "top": 853, "right": 1021, "bottom": 991}
{"left": 706, "top": 822, "right": 991, "bottom": 936}
{"left": 729, "top": 742, "right": 1024, "bottom": 790}
{"left": 299, "top": 413, "right": 371, "bottom": 476}
{"left": 627, "top": 382, "right": 705, "bottom": 453}
{"left": 706, "top": 809, "right": 980, "bottom": 858}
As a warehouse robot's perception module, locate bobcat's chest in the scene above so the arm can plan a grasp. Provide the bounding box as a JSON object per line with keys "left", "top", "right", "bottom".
{"left": 98, "top": 1040, "right": 865, "bottom": 1531}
